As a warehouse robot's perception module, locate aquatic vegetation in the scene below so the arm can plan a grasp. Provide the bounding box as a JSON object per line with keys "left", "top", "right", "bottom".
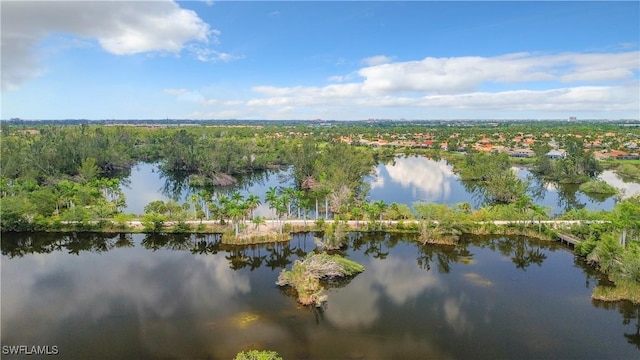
{"left": 230, "top": 312, "right": 261, "bottom": 329}
{"left": 316, "top": 220, "right": 350, "bottom": 250}
{"left": 577, "top": 235, "right": 640, "bottom": 304}
{"left": 579, "top": 180, "right": 618, "bottom": 196}
{"left": 234, "top": 350, "right": 283, "bottom": 360}
{"left": 464, "top": 273, "right": 493, "bottom": 287}
{"left": 615, "top": 163, "right": 640, "bottom": 182}
{"left": 592, "top": 280, "right": 640, "bottom": 304}
{"left": 276, "top": 252, "right": 364, "bottom": 307}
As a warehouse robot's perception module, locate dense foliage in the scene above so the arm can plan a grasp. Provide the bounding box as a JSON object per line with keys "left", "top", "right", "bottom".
{"left": 455, "top": 151, "right": 528, "bottom": 204}
{"left": 532, "top": 137, "right": 602, "bottom": 183}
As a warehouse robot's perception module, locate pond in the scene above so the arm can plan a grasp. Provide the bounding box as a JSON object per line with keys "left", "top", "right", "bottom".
{"left": 2, "top": 232, "right": 638, "bottom": 359}
{"left": 122, "top": 157, "right": 639, "bottom": 216}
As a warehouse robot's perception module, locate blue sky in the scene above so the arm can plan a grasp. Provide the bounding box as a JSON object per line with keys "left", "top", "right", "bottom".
{"left": 2, "top": 1, "right": 639, "bottom": 120}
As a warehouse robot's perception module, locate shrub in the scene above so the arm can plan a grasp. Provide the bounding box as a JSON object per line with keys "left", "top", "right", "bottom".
{"left": 172, "top": 221, "right": 192, "bottom": 233}
{"left": 575, "top": 239, "right": 598, "bottom": 257}
{"left": 113, "top": 213, "right": 133, "bottom": 230}
{"left": 586, "top": 235, "right": 624, "bottom": 274}
{"left": 616, "top": 164, "right": 640, "bottom": 182}
{"left": 276, "top": 253, "right": 364, "bottom": 307}
{"left": 141, "top": 213, "right": 166, "bottom": 233}
{"left": 579, "top": 180, "right": 618, "bottom": 196}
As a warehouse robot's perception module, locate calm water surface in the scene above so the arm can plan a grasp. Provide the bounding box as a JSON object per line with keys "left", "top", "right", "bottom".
{"left": 2, "top": 232, "right": 638, "bottom": 359}
{"left": 122, "top": 157, "right": 639, "bottom": 216}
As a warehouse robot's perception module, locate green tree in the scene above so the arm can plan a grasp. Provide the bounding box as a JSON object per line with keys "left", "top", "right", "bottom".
{"left": 77, "top": 157, "right": 99, "bottom": 183}
{"left": 141, "top": 213, "right": 166, "bottom": 233}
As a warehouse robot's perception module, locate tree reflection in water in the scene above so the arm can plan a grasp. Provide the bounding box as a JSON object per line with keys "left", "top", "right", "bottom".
{"left": 3, "top": 230, "right": 639, "bottom": 352}
{"left": 593, "top": 300, "right": 640, "bottom": 350}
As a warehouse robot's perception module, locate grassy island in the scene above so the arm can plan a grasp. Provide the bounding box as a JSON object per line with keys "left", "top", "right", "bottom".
{"left": 276, "top": 252, "right": 365, "bottom": 307}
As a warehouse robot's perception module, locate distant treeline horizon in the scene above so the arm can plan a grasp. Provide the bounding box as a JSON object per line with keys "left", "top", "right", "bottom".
{"left": 2, "top": 118, "right": 639, "bottom": 127}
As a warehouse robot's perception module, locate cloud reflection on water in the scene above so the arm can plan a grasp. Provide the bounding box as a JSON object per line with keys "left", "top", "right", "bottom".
{"left": 599, "top": 170, "right": 640, "bottom": 199}
{"left": 372, "top": 157, "right": 457, "bottom": 202}
{"left": 1, "top": 245, "right": 255, "bottom": 359}
{"left": 443, "top": 295, "right": 473, "bottom": 335}
{"left": 326, "top": 255, "right": 441, "bottom": 329}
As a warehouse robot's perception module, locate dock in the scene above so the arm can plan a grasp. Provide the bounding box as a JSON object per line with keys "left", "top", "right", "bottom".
{"left": 557, "top": 232, "right": 582, "bottom": 246}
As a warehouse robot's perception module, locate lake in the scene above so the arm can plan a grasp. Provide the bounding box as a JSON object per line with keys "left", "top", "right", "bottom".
{"left": 2, "top": 232, "right": 638, "bottom": 359}
{"left": 122, "top": 156, "right": 639, "bottom": 216}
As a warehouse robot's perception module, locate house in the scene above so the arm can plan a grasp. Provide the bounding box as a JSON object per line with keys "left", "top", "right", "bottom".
{"left": 546, "top": 150, "right": 566, "bottom": 159}
{"left": 617, "top": 153, "right": 640, "bottom": 160}
{"left": 609, "top": 150, "right": 629, "bottom": 158}
{"left": 508, "top": 148, "right": 535, "bottom": 158}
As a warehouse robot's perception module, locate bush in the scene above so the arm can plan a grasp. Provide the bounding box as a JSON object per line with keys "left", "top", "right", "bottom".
{"left": 172, "top": 221, "right": 192, "bottom": 233}
{"left": 586, "top": 235, "right": 624, "bottom": 274}
{"left": 141, "top": 213, "right": 166, "bottom": 233}
{"left": 616, "top": 164, "right": 640, "bottom": 182}
{"left": 113, "top": 213, "right": 133, "bottom": 230}
{"left": 277, "top": 253, "right": 364, "bottom": 307}
{"left": 579, "top": 180, "right": 618, "bottom": 196}
{"left": 617, "top": 242, "right": 640, "bottom": 283}
{"left": 575, "top": 239, "right": 598, "bottom": 257}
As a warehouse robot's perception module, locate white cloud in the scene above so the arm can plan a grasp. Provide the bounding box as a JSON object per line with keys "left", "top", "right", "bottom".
{"left": 163, "top": 88, "right": 205, "bottom": 102}
{"left": 234, "top": 52, "right": 639, "bottom": 118}
{"left": 361, "top": 55, "right": 395, "bottom": 66}
{"left": 164, "top": 51, "right": 638, "bottom": 120}
{"left": 357, "top": 52, "right": 639, "bottom": 95}
{"left": 187, "top": 44, "right": 243, "bottom": 63}
{"left": 1, "top": 0, "right": 214, "bottom": 91}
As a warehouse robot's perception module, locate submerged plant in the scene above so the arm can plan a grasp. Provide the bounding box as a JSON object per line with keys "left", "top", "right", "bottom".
{"left": 276, "top": 252, "right": 364, "bottom": 307}
{"left": 234, "top": 350, "right": 283, "bottom": 360}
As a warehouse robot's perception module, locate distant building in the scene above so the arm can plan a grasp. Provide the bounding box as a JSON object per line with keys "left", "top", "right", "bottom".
{"left": 569, "top": 116, "right": 577, "bottom": 121}
{"left": 508, "top": 148, "right": 535, "bottom": 158}
{"left": 16, "top": 129, "right": 40, "bottom": 135}
{"left": 546, "top": 149, "right": 566, "bottom": 159}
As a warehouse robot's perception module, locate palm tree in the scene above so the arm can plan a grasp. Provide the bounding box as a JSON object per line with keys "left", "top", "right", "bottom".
{"left": 217, "top": 195, "right": 230, "bottom": 225}
{"left": 227, "top": 203, "right": 244, "bottom": 238}
{"left": 373, "top": 200, "right": 387, "bottom": 229}
{"left": 246, "top": 194, "right": 261, "bottom": 220}
{"left": 231, "top": 191, "right": 244, "bottom": 204}
{"left": 321, "top": 187, "right": 331, "bottom": 219}
{"left": 298, "top": 197, "right": 311, "bottom": 225}
{"left": 282, "top": 187, "right": 296, "bottom": 218}
{"left": 230, "top": 191, "right": 247, "bottom": 227}
{"left": 351, "top": 203, "right": 363, "bottom": 229}
{"left": 274, "top": 196, "right": 287, "bottom": 234}
{"left": 310, "top": 188, "right": 322, "bottom": 219}
{"left": 197, "top": 189, "right": 211, "bottom": 219}
{"left": 252, "top": 216, "right": 266, "bottom": 230}
{"left": 294, "top": 189, "right": 305, "bottom": 219}
{"left": 265, "top": 186, "right": 278, "bottom": 220}
{"left": 189, "top": 194, "right": 199, "bottom": 212}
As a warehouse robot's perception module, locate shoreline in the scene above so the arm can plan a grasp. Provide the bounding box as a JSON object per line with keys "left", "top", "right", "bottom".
{"left": 1, "top": 218, "right": 594, "bottom": 243}
{"left": 4, "top": 220, "right": 639, "bottom": 305}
